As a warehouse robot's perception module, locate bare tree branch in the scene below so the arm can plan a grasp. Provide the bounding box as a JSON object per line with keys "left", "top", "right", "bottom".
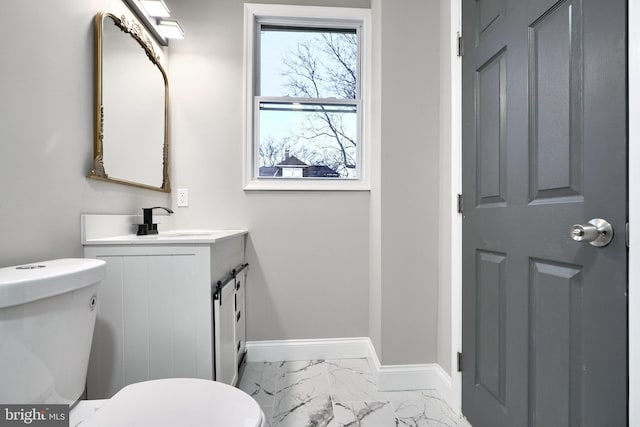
{"left": 260, "top": 30, "right": 358, "bottom": 177}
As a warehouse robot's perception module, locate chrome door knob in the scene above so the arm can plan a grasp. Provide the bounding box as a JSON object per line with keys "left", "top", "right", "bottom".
{"left": 569, "top": 218, "right": 613, "bottom": 247}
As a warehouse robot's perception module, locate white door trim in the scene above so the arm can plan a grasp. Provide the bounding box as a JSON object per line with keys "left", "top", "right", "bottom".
{"left": 450, "top": 0, "right": 463, "bottom": 417}
{"left": 628, "top": 1, "right": 639, "bottom": 424}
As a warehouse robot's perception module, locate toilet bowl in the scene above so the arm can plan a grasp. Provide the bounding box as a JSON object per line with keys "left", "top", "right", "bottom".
{"left": 0, "top": 259, "right": 264, "bottom": 427}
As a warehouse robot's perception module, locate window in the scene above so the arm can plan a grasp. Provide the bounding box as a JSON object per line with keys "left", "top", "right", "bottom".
{"left": 244, "top": 4, "right": 371, "bottom": 190}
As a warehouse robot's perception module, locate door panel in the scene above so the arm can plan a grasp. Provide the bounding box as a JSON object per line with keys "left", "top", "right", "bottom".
{"left": 528, "top": 0, "right": 583, "bottom": 202}
{"left": 476, "top": 49, "right": 507, "bottom": 206}
{"left": 476, "top": 0, "right": 506, "bottom": 43}
{"left": 478, "top": 0, "right": 505, "bottom": 35}
{"left": 462, "top": 0, "right": 628, "bottom": 426}
{"left": 528, "top": 259, "right": 584, "bottom": 427}
{"left": 475, "top": 250, "right": 507, "bottom": 405}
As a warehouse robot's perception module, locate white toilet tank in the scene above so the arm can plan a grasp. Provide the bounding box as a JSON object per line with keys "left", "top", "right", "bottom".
{"left": 0, "top": 258, "right": 105, "bottom": 404}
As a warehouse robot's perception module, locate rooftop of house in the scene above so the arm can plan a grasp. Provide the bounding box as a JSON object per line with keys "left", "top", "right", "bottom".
{"left": 276, "top": 155, "right": 308, "bottom": 167}
{"left": 259, "top": 150, "right": 341, "bottom": 178}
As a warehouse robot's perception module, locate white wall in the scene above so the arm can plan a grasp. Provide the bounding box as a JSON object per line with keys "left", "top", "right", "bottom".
{"left": 0, "top": 0, "right": 170, "bottom": 268}
{"left": 168, "top": 0, "right": 371, "bottom": 341}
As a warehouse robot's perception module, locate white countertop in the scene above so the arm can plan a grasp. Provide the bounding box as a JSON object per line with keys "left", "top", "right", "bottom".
{"left": 81, "top": 214, "right": 247, "bottom": 245}
{"left": 82, "top": 229, "right": 248, "bottom": 245}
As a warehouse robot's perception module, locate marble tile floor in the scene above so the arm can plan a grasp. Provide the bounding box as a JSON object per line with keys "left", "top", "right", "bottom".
{"left": 237, "top": 358, "right": 465, "bottom": 427}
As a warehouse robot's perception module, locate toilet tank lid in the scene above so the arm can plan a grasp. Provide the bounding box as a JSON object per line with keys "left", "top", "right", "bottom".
{"left": 0, "top": 258, "right": 105, "bottom": 309}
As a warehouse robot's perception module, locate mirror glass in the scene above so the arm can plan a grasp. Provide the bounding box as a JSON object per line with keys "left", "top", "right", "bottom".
{"left": 90, "top": 12, "right": 170, "bottom": 192}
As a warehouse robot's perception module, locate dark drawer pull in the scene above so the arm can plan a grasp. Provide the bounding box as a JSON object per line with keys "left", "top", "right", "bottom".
{"left": 236, "top": 311, "right": 241, "bottom": 322}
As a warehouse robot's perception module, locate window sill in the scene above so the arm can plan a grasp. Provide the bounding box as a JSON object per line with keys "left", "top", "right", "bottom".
{"left": 243, "top": 179, "right": 371, "bottom": 191}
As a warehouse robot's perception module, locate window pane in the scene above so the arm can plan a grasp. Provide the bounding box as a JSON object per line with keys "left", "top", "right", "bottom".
{"left": 258, "top": 106, "right": 358, "bottom": 179}
{"left": 260, "top": 27, "right": 358, "bottom": 99}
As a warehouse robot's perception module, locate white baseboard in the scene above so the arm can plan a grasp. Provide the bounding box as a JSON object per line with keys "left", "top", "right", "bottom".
{"left": 245, "top": 337, "right": 372, "bottom": 362}
{"left": 377, "top": 363, "right": 453, "bottom": 402}
{"left": 245, "top": 337, "right": 455, "bottom": 414}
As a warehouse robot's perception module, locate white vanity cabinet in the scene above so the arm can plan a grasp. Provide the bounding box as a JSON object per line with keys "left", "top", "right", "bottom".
{"left": 83, "top": 230, "right": 248, "bottom": 400}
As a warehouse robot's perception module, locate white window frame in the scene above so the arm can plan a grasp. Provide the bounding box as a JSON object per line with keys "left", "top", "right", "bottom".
{"left": 243, "top": 3, "right": 371, "bottom": 191}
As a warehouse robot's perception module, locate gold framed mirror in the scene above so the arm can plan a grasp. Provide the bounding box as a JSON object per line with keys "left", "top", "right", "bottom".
{"left": 89, "top": 11, "right": 170, "bottom": 192}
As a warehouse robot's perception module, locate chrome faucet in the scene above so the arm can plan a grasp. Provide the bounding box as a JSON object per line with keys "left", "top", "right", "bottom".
{"left": 136, "top": 206, "right": 174, "bottom": 235}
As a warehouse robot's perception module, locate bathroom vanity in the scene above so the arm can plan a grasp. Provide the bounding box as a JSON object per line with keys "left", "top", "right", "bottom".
{"left": 81, "top": 215, "right": 248, "bottom": 399}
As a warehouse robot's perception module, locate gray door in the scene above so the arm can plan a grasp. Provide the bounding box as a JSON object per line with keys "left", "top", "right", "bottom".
{"left": 461, "top": 0, "right": 628, "bottom": 426}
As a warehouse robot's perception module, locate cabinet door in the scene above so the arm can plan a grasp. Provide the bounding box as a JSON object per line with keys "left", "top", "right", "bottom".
{"left": 86, "top": 249, "right": 212, "bottom": 399}
{"left": 213, "top": 281, "right": 237, "bottom": 386}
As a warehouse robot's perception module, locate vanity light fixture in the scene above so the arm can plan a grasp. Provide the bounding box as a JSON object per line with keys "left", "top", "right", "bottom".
{"left": 123, "top": 0, "right": 184, "bottom": 46}
{"left": 157, "top": 20, "right": 184, "bottom": 39}
{"left": 139, "top": 0, "right": 170, "bottom": 18}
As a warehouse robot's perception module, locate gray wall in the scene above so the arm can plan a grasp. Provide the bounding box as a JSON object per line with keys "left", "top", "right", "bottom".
{"left": 169, "top": 0, "right": 445, "bottom": 361}
{"left": 0, "top": 0, "right": 169, "bottom": 268}
{"left": 377, "top": 0, "right": 442, "bottom": 365}
{"left": 369, "top": 0, "right": 383, "bottom": 360}
{"left": 438, "top": 0, "right": 454, "bottom": 374}
{"left": 1, "top": 0, "right": 451, "bottom": 369}
{"left": 168, "top": 0, "right": 371, "bottom": 341}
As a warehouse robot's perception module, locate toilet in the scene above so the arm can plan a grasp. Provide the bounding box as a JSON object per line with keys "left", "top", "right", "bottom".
{"left": 0, "top": 258, "right": 264, "bottom": 427}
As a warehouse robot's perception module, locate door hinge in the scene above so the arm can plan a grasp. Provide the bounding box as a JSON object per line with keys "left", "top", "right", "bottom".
{"left": 457, "top": 352, "right": 463, "bottom": 372}
{"left": 457, "top": 33, "right": 464, "bottom": 57}
{"left": 457, "top": 193, "right": 464, "bottom": 214}
{"left": 627, "top": 222, "right": 630, "bottom": 248}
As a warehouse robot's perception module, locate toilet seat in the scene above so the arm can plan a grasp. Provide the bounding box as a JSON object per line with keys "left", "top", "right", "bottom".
{"left": 79, "top": 378, "right": 264, "bottom": 427}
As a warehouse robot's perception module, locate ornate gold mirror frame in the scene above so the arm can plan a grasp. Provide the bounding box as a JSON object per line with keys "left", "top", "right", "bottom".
{"left": 89, "top": 11, "right": 170, "bottom": 192}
